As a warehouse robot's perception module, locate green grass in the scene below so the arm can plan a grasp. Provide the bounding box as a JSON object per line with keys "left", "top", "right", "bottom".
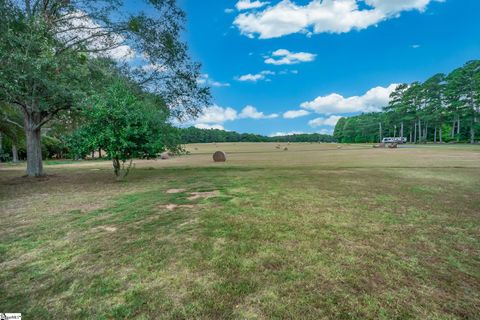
{"left": 1, "top": 143, "right": 479, "bottom": 319}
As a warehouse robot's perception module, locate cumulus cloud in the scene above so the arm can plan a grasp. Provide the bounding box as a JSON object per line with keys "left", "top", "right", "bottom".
{"left": 237, "top": 70, "right": 275, "bottom": 82}
{"left": 283, "top": 110, "right": 310, "bottom": 119}
{"left": 197, "top": 74, "right": 230, "bottom": 87}
{"left": 308, "top": 115, "right": 342, "bottom": 127}
{"left": 265, "top": 49, "right": 316, "bottom": 65}
{"left": 191, "top": 104, "right": 278, "bottom": 130}
{"left": 301, "top": 84, "right": 398, "bottom": 115}
{"left": 196, "top": 105, "right": 238, "bottom": 124}
{"left": 239, "top": 105, "right": 279, "bottom": 119}
{"left": 234, "top": 0, "right": 444, "bottom": 39}
{"left": 236, "top": 0, "right": 270, "bottom": 11}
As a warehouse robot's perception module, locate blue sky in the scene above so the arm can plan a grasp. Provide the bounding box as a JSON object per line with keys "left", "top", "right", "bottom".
{"left": 176, "top": 0, "right": 480, "bottom": 136}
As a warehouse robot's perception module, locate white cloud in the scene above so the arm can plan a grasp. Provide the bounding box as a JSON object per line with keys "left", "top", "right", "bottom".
{"left": 196, "top": 105, "right": 238, "bottom": 124}
{"left": 278, "top": 69, "right": 299, "bottom": 75}
{"left": 411, "top": 44, "right": 421, "bottom": 49}
{"left": 265, "top": 49, "right": 316, "bottom": 65}
{"left": 283, "top": 110, "right": 310, "bottom": 119}
{"left": 197, "top": 74, "right": 230, "bottom": 87}
{"left": 225, "top": 8, "right": 235, "bottom": 13}
{"left": 195, "top": 123, "right": 225, "bottom": 130}
{"left": 270, "top": 131, "right": 305, "bottom": 137}
{"left": 188, "top": 104, "right": 278, "bottom": 130}
{"left": 236, "top": 0, "right": 270, "bottom": 11}
{"left": 318, "top": 128, "right": 333, "bottom": 135}
{"left": 308, "top": 115, "right": 342, "bottom": 127}
{"left": 239, "top": 105, "right": 279, "bottom": 119}
{"left": 237, "top": 70, "right": 275, "bottom": 82}
{"left": 301, "top": 84, "right": 398, "bottom": 115}
{"left": 234, "top": 0, "right": 443, "bottom": 39}
{"left": 59, "top": 11, "right": 135, "bottom": 61}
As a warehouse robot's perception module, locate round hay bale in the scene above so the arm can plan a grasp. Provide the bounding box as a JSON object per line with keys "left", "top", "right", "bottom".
{"left": 275, "top": 145, "right": 281, "bottom": 149}
{"left": 213, "top": 151, "right": 227, "bottom": 162}
{"left": 337, "top": 145, "right": 342, "bottom": 149}
{"left": 283, "top": 147, "right": 288, "bottom": 151}
{"left": 160, "top": 152, "right": 170, "bottom": 160}
{"left": 388, "top": 143, "right": 398, "bottom": 149}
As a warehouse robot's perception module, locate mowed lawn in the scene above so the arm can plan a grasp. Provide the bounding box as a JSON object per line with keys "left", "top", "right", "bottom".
{"left": 1, "top": 143, "right": 479, "bottom": 319}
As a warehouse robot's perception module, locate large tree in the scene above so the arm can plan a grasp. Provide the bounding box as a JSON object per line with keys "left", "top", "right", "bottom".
{"left": 0, "top": 0, "right": 209, "bottom": 176}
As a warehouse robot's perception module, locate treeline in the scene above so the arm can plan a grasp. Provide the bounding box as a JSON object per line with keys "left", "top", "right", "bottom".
{"left": 334, "top": 60, "right": 480, "bottom": 144}
{"left": 0, "top": 126, "right": 335, "bottom": 163}
{"left": 180, "top": 127, "right": 335, "bottom": 143}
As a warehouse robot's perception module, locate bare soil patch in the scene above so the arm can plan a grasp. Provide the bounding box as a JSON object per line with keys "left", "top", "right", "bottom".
{"left": 166, "top": 188, "right": 186, "bottom": 194}
{"left": 161, "top": 204, "right": 196, "bottom": 211}
{"left": 187, "top": 190, "right": 220, "bottom": 201}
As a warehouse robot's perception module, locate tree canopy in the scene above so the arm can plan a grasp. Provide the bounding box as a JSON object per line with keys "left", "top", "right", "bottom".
{"left": 334, "top": 60, "right": 480, "bottom": 144}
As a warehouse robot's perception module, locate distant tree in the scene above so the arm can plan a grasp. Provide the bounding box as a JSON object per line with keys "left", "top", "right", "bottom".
{"left": 70, "top": 81, "right": 179, "bottom": 180}
{"left": 446, "top": 61, "right": 480, "bottom": 143}
{"left": 0, "top": 103, "right": 24, "bottom": 162}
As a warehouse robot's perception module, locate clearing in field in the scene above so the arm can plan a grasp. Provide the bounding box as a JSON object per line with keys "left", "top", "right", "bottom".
{"left": 1, "top": 143, "right": 479, "bottom": 319}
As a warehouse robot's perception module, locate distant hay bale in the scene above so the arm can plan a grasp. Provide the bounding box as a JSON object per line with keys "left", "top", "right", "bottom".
{"left": 337, "top": 146, "right": 342, "bottom": 149}
{"left": 283, "top": 147, "right": 288, "bottom": 151}
{"left": 373, "top": 143, "right": 385, "bottom": 148}
{"left": 276, "top": 145, "right": 281, "bottom": 149}
{"left": 160, "top": 152, "right": 170, "bottom": 160}
{"left": 213, "top": 151, "right": 226, "bottom": 162}
{"left": 388, "top": 143, "right": 398, "bottom": 149}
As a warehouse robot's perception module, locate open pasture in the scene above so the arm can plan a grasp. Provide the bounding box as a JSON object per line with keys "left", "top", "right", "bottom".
{"left": 1, "top": 143, "right": 479, "bottom": 319}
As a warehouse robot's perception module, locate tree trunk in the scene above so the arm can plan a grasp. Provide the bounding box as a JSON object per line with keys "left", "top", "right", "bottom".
{"left": 439, "top": 125, "right": 443, "bottom": 143}
{"left": 0, "top": 132, "right": 3, "bottom": 162}
{"left": 470, "top": 120, "right": 475, "bottom": 144}
{"left": 113, "top": 157, "right": 121, "bottom": 178}
{"left": 25, "top": 126, "right": 44, "bottom": 177}
{"left": 457, "top": 117, "right": 461, "bottom": 142}
{"left": 400, "top": 122, "right": 404, "bottom": 140}
{"left": 98, "top": 148, "right": 102, "bottom": 158}
{"left": 12, "top": 144, "right": 19, "bottom": 163}
{"left": 418, "top": 120, "right": 422, "bottom": 143}
{"left": 434, "top": 127, "right": 437, "bottom": 143}
{"left": 414, "top": 122, "right": 417, "bottom": 143}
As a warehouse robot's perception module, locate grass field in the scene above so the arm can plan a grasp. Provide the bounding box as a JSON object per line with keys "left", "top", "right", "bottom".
{"left": 1, "top": 143, "right": 479, "bottom": 319}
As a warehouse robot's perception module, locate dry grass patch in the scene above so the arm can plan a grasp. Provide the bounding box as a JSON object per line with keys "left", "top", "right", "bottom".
{"left": 187, "top": 190, "right": 220, "bottom": 201}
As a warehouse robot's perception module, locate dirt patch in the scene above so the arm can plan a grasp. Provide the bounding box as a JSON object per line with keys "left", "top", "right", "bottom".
{"left": 187, "top": 190, "right": 220, "bottom": 201}
{"left": 166, "top": 188, "right": 186, "bottom": 194}
{"left": 161, "top": 204, "right": 196, "bottom": 211}
{"left": 94, "top": 226, "right": 118, "bottom": 232}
